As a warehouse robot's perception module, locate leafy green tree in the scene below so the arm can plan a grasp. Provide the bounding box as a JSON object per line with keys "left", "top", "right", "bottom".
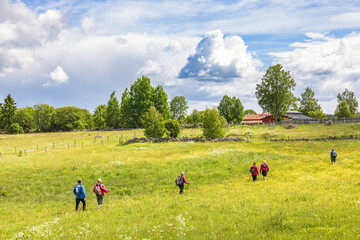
{"left": 34, "top": 103, "right": 54, "bottom": 132}
{"left": 105, "top": 91, "right": 121, "bottom": 128}
{"left": 8, "top": 123, "right": 24, "bottom": 134}
{"left": 129, "top": 76, "right": 155, "bottom": 127}
{"left": 217, "top": 95, "right": 244, "bottom": 123}
{"left": 152, "top": 85, "right": 171, "bottom": 120}
{"left": 298, "top": 87, "right": 324, "bottom": 117}
{"left": 335, "top": 100, "right": 351, "bottom": 118}
{"left": 186, "top": 109, "right": 204, "bottom": 127}
{"left": 337, "top": 89, "right": 358, "bottom": 116}
{"left": 14, "top": 107, "right": 35, "bottom": 132}
{"left": 308, "top": 110, "right": 327, "bottom": 119}
{"left": 0, "top": 94, "right": 17, "bottom": 130}
{"left": 120, "top": 88, "right": 132, "bottom": 127}
{"left": 93, "top": 104, "right": 107, "bottom": 128}
{"left": 170, "top": 96, "right": 188, "bottom": 121}
{"left": 164, "top": 119, "right": 180, "bottom": 138}
{"left": 144, "top": 106, "right": 165, "bottom": 138}
{"left": 51, "top": 106, "right": 92, "bottom": 131}
{"left": 244, "top": 109, "right": 257, "bottom": 115}
{"left": 202, "top": 108, "right": 224, "bottom": 138}
{"left": 255, "top": 64, "right": 296, "bottom": 121}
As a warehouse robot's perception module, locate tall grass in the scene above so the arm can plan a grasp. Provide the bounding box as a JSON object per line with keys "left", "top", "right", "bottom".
{"left": 1, "top": 124, "right": 360, "bottom": 239}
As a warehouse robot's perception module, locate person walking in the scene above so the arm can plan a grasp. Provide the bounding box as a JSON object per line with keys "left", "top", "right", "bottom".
{"left": 93, "top": 179, "right": 110, "bottom": 209}
{"left": 249, "top": 162, "right": 259, "bottom": 182}
{"left": 330, "top": 148, "right": 337, "bottom": 165}
{"left": 260, "top": 160, "right": 270, "bottom": 180}
{"left": 175, "top": 172, "right": 189, "bottom": 194}
{"left": 73, "top": 179, "right": 86, "bottom": 211}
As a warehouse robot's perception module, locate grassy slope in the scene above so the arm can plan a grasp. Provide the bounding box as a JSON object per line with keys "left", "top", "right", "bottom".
{"left": 1, "top": 124, "right": 360, "bottom": 239}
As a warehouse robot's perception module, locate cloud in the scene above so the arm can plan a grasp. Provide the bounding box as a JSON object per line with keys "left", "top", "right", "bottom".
{"left": 271, "top": 32, "right": 360, "bottom": 113}
{"left": 43, "top": 66, "right": 69, "bottom": 86}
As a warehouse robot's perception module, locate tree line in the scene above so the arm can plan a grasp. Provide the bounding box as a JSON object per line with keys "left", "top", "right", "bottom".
{"left": 0, "top": 64, "right": 358, "bottom": 135}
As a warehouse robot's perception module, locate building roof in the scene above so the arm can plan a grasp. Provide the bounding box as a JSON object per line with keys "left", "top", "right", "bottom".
{"left": 242, "top": 114, "right": 273, "bottom": 121}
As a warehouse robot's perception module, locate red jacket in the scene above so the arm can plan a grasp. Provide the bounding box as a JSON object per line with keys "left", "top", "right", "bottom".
{"left": 260, "top": 163, "right": 269, "bottom": 173}
{"left": 249, "top": 165, "right": 259, "bottom": 175}
{"left": 93, "top": 183, "right": 109, "bottom": 196}
{"left": 181, "top": 176, "right": 189, "bottom": 184}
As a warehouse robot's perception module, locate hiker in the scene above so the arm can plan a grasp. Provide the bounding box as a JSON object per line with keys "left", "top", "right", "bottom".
{"left": 93, "top": 179, "right": 110, "bottom": 209}
{"left": 175, "top": 172, "right": 189, "bottom": 194}
{"left": 249, "top": 162, "right": 259, "bottom": 182}
{"left": 260, "top": 160, "right": 270, "bottom": 180}
{"left": 331, "top": 148, "right": 337, "bottom": 165}
{"left": 73, "top": 179, "right": 86, "bottom": 211}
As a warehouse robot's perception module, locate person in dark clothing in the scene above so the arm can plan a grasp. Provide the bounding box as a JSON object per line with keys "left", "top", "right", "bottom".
{"left": 330, "top": 148, "right": 337, "bottom": 165}
{"left": 73, "top": 179, "right": 86, "bottom": 211}
{"left": 178, "top": 172, "right": 189, "bottom": 194}
{"left": 260, "top": 160, "right": 270, "bottom": 180}
{"left": 249, "top": 162, "right": 259, "bottom": 182}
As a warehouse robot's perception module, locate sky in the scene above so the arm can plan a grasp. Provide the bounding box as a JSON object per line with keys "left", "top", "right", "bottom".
{"left": 1, "top": 0, "right": 360, "bottom": 114}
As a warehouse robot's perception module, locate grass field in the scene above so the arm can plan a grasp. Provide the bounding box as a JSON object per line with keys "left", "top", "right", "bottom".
{"left": 1, "top": 124, "right": 360, "bottom": 239}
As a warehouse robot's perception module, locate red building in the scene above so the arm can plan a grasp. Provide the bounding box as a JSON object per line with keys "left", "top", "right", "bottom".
{"left": 241, "top": 114, "right": 275, "bottom": 125}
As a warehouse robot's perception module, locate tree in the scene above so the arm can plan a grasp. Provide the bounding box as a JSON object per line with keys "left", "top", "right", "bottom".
{"left": 255, "top": 64, "right": 296, "bottom": 121}
{"left": 298, "top": 87, "right": 324, "bottom": 117}
{"left": 93, "top": 104, "right": 107, "bottom": 129}
{"left": 202, "top": 108, "right": 224, "bottom": 138}
{"left": 120, "top": 88, "right": 132, "bottom": 127}
{"left": 186, "top": 109, "right": 204, "bottom": 127}
{"left": 105, "top": 91, "right": 121, "bottom": 128}
{"left": 51, "top": 106, "right": 92, "bottom": 131}
{"left": 335, "top": 100, "right": 351, "bottom": 118}
{"left": 33, "top": 103, "right": 54, "bottom": 132}
{"left": 244, "top": 109, "right": 257, "bottom": 115}
{"left": 14, "top": 107, "right": 35, "bottom": 132}
{"left": 217, "top": 95, "right": 244, "bottom": 123}
{"left": 337, "top": 88, "right": 358, "bottom": 116}
{"left": 164, "top": 119, "right": 181, "bottom": 138}
{"left": 170, "top": 96, "right": 188, "bottom": 121}
{"left": 143, "top": 106, "right": 165, "bottom": 138}
{"left": 0, "top": 94, "right": 17, "bottom": 130}
{"left": 129, "top": 76, "right": 155, "bottom": 127}
{"left": 152, "top": 85, "right": 171, "bottom": 120}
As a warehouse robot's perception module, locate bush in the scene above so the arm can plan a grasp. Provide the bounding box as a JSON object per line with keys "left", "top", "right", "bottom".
{"left": 8, "top": 123, "right": 24, "bottom": 134}
{"left": 202, "top": 108, "right": 224, "bottom": 139}
{"left": 144, "top": 106, "right": 165, "bottom": 138}
{"left": 164, "top": 119, "right": 180, "bottom": 138}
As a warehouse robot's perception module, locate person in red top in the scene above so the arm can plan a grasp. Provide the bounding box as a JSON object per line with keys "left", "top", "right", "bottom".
{"left": 93, "top": 179, "right": 110, "bottom": 209}
{"left": 249, "top": 162, "right": 259, "bottom": 182}
{"left": 260, "top": 160, "right": 270, "bottom": 180}
{"left": 178, "top": 172, "right": 189, "bottom": 194}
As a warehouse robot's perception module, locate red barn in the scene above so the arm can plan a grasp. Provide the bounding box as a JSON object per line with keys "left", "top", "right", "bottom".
{"left": 241, "top": 114, "right": 275, "bottom": 125}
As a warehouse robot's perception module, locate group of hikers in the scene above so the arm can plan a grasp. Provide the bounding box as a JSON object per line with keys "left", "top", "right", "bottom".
{"left": 73, "top": 149, "right": 338, "bottom": 210}
{"left": 73, "top": 178, "right": 110, "bottom": 211}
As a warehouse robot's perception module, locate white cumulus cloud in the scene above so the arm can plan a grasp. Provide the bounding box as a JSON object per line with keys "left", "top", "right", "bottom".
{"left": 44, "top": 66, "right": 69, "bottom": 86}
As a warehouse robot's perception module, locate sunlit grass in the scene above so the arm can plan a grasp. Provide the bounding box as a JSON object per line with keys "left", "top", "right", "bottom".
{"left": 1, "top": 124, "right": 360, "bottom": 239}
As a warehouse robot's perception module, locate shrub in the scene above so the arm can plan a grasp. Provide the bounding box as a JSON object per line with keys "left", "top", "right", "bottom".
{"left": 164, "top": 119, "right": 180, "bottom": 138}
{"left": 8, "top": 123, "right": 24, "bottom": 134}
{"left": 144, "top": 106, "right": 165, "bottom": 138}
{"left": 202, "top": 108, "right": 224, "bottom": 139}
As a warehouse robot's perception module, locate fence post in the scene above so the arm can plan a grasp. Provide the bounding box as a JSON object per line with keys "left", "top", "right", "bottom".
{"left": 25, "top": 150, "right": 27, "bottom": 156}
{"left": 121, "top": 134, "right": 123, "bottom": 139}
{"left": 134, "top": 133, "right": 136, "bottom": 138}
{"left": 68, "top": 144, "right": 70, "bottom": 150}
{"left": 119, "top": 138, "right": 121, "bottom": 144}
{"left": 45, "top": 147, "right": 47, "bottom": 152}
{"left": 0, "top": 152, "right": 2, "bottom": 158}
{"left": 53, "top": 142, "right": 55, "bottom": 149}
{"left": 74, "top": 140, "right": 76, "bottom": 147}
{"left": 107, "top": 136, "right": 109, "bottom": 143}
{"left": 101, "top": 140, "right": 103, "bottom": 146}
{"left": 37, "top": 144, "right": 39, "bottom": 150}
{"left": 82, "top": 143, "right": 84, "bottom": 149}
{"left": 94, "top": 138, "right": 96, "bottom": 143}
{"left": 15, "top": 147, "right": 17, "bottom": 153}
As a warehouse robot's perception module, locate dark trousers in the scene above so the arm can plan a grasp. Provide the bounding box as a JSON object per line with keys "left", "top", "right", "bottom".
{"left": 179, "top": 184, "right": 184, "bottom": 194}
{"left": 76, "top": 198, "right": 86, "bottom": 211}
{"left": 252, "top": 175, "right": 257, "bottom": 182}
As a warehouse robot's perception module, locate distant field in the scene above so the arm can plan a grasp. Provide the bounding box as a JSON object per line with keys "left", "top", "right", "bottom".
{"left": 1, "top": 123, "right": 360, "bottom": 239}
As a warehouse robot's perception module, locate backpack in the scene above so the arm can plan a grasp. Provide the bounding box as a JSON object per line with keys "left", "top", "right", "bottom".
{"left": 261, "top": 164, "right": 268, "bottom": 172}
{"left": 332, "top": 151, "right": 337, "bottom": 158}
{"left": 94, "top": 184, "right": 102, "bottom": 195}
{"left": 175, "top": 176, "right": 183, "bottom": 186}
{"left": 75, "top": 184, "right": 82, "bottom": 197}
{"left": 250, "top": 166, "right": 256, "bottom": 174}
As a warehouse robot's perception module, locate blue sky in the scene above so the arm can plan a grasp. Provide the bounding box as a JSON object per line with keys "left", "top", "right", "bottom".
{"left": 2, "top": 0, "right": 360, "bottom": 114}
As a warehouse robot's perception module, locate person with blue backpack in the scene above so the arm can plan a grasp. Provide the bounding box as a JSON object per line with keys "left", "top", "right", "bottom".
{"left": 175, "top": 172, "right": 189, "bottom": 194}
{"left": 73, "top": 179, "right": 86, "bottom": 211}
{"left": 331, "top": 148, "right": 337, "bottom": 165}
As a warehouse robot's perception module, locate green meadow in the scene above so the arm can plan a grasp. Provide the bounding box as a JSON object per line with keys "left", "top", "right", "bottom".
{"left": 1, "top": 124, "right": 360, "bottom": 239}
